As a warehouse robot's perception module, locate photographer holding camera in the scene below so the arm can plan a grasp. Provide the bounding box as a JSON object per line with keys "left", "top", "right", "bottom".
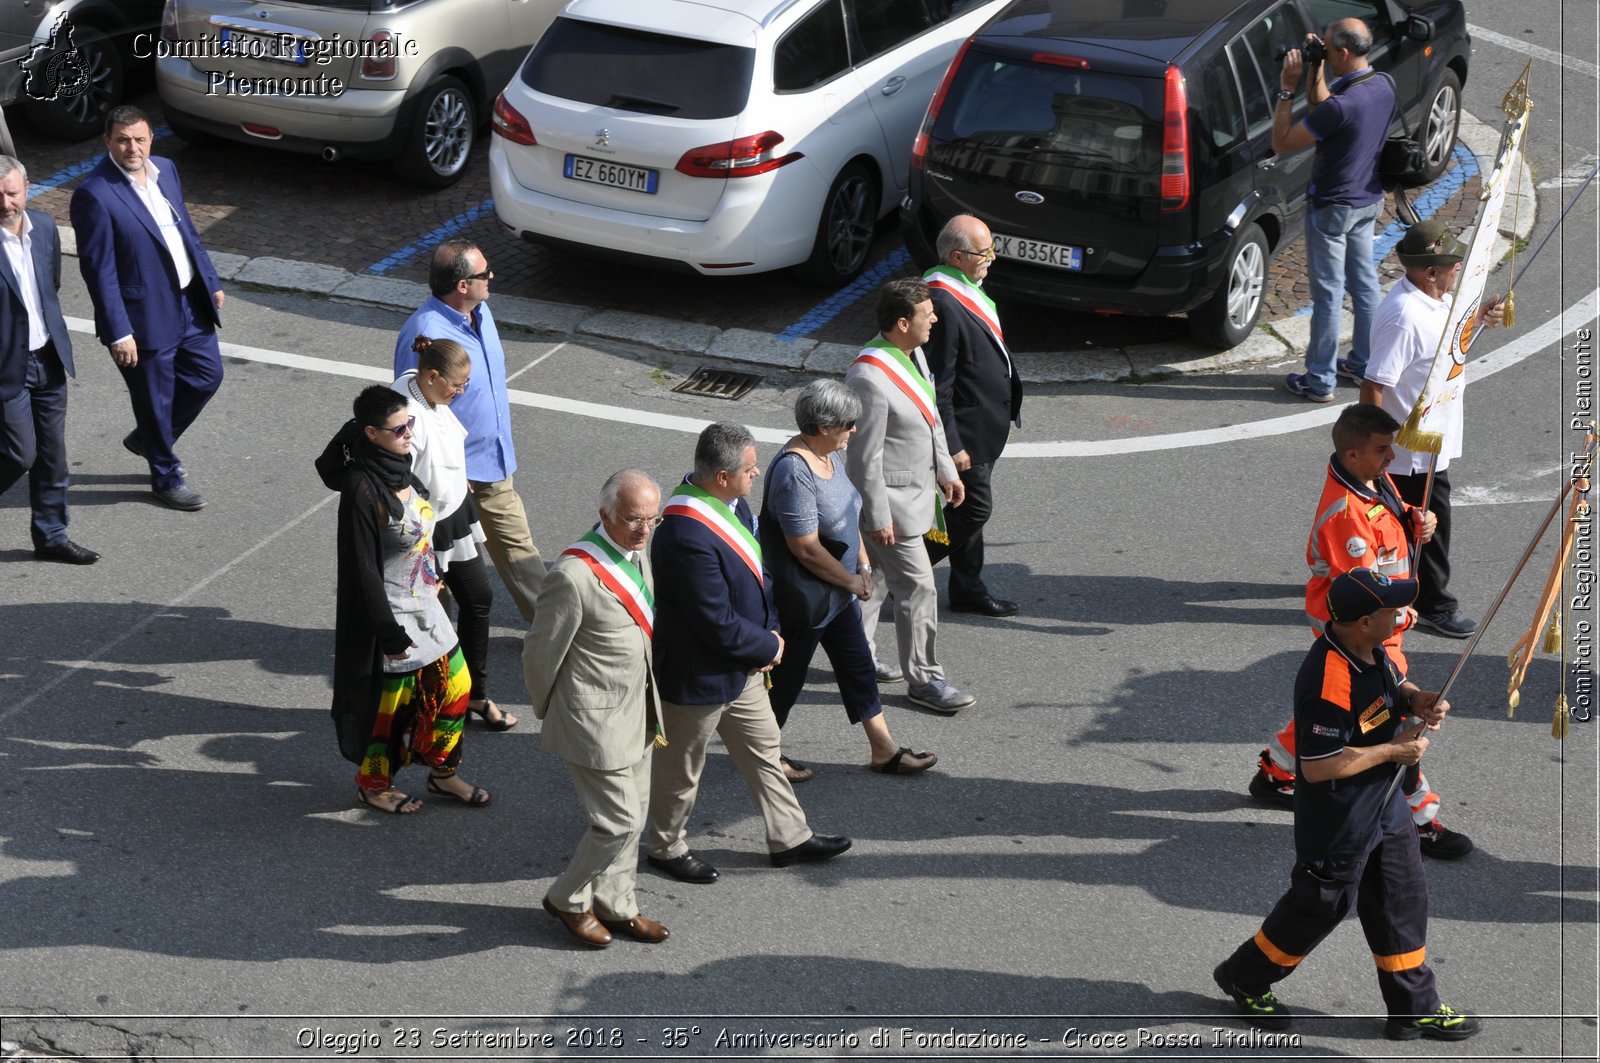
{"left": 1273, "top": 18, "right": 1394, "bottom": 404}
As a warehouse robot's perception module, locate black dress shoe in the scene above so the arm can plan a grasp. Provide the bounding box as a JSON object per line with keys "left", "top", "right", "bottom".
{"left": 770, "top": 833, "right": 852, "bottom": 868}
{"left": 646, "top": 851, "right": 719, "bottom": 884}
{"left": 950, "top": 594, "right": 1018, "bottom": 617}
{"left": 34, "top": 540, "right": 99, "bottom": 565}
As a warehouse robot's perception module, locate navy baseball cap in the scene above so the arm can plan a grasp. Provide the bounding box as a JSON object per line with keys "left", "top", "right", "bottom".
{"left": 1326, "top": 569, "right": 1418, "bottom": 622}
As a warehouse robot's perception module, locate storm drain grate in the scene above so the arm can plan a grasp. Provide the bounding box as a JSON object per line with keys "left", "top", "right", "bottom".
{"left": 672, "top": 366, "right": 762, "bottom": 401}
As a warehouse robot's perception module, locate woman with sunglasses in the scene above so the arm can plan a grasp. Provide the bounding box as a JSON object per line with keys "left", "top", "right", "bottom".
{"left": 762, "top": 379, "right": 937, "bottom": 780}
{"left": 317, "top": 385, "right": 491, "bottom": 813}
{"left": 391, "top": 336, "right": 515, "bottom": 733}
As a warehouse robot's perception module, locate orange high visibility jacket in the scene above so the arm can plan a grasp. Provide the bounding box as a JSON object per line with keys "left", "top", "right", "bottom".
{"left": 1305, "top": 456, "right": 1420, "bottom": 671}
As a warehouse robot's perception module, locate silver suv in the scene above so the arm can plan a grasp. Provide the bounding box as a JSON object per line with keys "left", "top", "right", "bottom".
{"left": 0, "top": 0, "right": 165, "bottom": 139}
{"left": 154, "top": 0, "right": 564, "bottom": 186}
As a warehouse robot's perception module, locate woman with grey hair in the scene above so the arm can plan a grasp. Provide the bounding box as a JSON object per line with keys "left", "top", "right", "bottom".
{"left": 763, "top": 380, "right": 936, "bottom": 778}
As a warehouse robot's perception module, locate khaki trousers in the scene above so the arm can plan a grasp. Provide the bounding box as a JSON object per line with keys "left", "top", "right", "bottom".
{"left": 547, "top": 741, "right": 652, "bottom": 919}
{"left": 469, "top": 474, "right": 545, "bottom": 623}
{"left": 862, "top": 534, "right": 944, "bottom": 686}
{"left": 648, "top": 672, "right": 810, "bottom": 859}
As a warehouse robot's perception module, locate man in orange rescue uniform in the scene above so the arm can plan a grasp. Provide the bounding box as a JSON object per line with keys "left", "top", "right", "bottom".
{"left": 1249, "top": 404, "right": 1472, "bottom": 859}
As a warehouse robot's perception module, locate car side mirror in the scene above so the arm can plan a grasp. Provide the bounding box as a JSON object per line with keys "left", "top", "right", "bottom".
{"left": 1405, "top": 15, "right": 1435, "bottom": 42}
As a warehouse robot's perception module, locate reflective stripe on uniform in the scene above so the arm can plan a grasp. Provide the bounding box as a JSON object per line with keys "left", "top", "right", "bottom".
{"left": 1373, "top": 945, "right": 1427, "bottom": 972}
{"left": 1253, "top": 929, "right": 1305, "bottom": 967}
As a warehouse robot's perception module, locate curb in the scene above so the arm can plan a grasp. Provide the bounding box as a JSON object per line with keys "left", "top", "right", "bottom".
{"left": 55, "top": 112, "right": 1535, "bottom": 386}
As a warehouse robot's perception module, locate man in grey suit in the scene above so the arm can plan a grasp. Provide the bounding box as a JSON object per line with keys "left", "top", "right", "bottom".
{"left": 846, "top": 279, "right": 975, "bottom": 714}
{"left": 524, "top": 470, "right": 669, "bottom": 948}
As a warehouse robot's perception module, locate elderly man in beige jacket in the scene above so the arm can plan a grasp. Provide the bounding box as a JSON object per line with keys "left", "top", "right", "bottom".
{"left": 524, "top": 470, "right": 669, "bottom": 949}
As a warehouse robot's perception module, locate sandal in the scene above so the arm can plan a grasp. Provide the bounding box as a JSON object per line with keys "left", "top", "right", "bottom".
{"left": 427, "top": 774, "right": 492, "bottom": 806}
{"left": 470, "top": 699, "right": 518, "bottom": 731}
{"left": 780, "top": 755, "right": 814, "bottom": 783}
{"left": 357, "top": 788, "right": 423, "bottom": 814}
{"left": 869, "top": 747, "right": 937, "bottom": 775}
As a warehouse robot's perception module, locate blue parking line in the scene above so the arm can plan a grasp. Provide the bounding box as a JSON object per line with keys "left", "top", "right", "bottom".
{"left": 1294, "top": 143, "right": 1481, "bottom": 316}
{"left": 776, "top": 245, "right": 911, "bottom": 342}
{"left": 367, "top": 197, "right": 494, "bottom": 275}
{"left": 27, "top": 126, "right": 172, "bottom": 198}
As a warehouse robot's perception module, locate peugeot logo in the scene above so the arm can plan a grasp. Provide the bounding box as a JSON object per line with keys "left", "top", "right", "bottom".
{"left": 594, "top": 128, "right": 610, "bottom": 148}
{"left": 1014, "top": 190, "right": 1045, "bottom": 205}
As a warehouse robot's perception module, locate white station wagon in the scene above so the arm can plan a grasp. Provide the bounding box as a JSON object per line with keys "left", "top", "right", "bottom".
{"left": 489, "top": 0, "right": 1007, "bottom": 285}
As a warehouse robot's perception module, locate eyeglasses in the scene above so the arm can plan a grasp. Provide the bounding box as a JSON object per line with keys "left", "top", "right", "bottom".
{"left": 959, "top": 246, "right": 996, "bottom": 261}
{"left": 623, "top": 516, "right": 665, "bottom": 529}
{"left": 827, "top": 420, "right": 857, "bottom": 430}
{"left": 381, "top": 416, "right": 416, "bottom": 438}
{"left": 434, "top": 373, "right": 469, "bottom": 395}
{"left": 463, "top": 268, "right": 494, "bottom": 282}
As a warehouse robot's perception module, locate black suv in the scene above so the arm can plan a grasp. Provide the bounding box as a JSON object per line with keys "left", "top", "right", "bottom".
{"left": 900, "top": 0, "right": 1470, "bottom": 347}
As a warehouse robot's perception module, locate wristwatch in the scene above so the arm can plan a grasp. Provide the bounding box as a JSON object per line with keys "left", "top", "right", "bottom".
{"left": 1275, "top": 88, "right": 1294, "bottom": 102}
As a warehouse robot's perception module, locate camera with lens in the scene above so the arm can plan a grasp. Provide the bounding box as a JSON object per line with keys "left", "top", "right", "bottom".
{"left": 1275, "top": 37, "right": 1326, "bottom": 64}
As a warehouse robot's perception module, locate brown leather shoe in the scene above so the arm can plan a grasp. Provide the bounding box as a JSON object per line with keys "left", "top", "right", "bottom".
{"left": 542, "top": 896, "right": 612, "bottom": 948}
{"left": 598, "top": 913, "right": 670, "bottom": 943}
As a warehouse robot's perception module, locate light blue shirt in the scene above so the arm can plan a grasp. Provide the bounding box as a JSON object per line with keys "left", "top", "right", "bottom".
{"left": 394, "top": 296, "right": 517, "bottom": 483}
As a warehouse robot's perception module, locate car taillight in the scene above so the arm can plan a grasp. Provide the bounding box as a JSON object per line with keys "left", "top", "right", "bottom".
{"left": 361, "top": 30, "right": 397, "bottom": 80}
{"left": 1161, "top": 64, "right": 1190, "bottom": 212}
{"left": 491, "top": 93, "right": 535, "bottom": 146}
{"left": 161, "top": 0, "right": 182, "bottom": 43}
{"left": 912, "top": 37, "right": 971, "bottom": 171}
{"left": 675, "top": 130, "right": 800, "bottom": 178}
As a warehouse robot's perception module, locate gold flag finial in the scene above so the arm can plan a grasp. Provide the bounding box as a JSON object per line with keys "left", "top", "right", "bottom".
{"left": 1502, "top": 58, "right": 1532, "bottom": 119}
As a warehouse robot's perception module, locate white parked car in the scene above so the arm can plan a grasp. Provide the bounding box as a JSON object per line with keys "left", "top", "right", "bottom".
{"left": 489, "top": 0, "right": 1007, "bottom": 285}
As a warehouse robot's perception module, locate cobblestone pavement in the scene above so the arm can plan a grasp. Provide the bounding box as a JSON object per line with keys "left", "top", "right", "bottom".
{"left": 11, "top": 84, "right": 1500, "bottom": 365}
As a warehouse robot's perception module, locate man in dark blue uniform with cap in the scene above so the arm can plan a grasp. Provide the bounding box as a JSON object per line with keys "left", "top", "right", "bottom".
{"left": 1214, "top": 568, "right": 1480, "bottom": 1041}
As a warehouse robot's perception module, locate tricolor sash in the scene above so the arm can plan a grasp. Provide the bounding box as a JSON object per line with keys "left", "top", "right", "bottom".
{"left": 561, "top": 531, "right": 654, "bottom": 639}
{"left": 664, "top": 483, "right": 764, "bottom": 586}
{"left": 924, "top": 264, "right": 1009, "bottom": 364}
{"left": 854, "top": 338, "right": 950, "bottom": 546}
{"left": 855, "top": 337, "right": 938, "bottom": 430}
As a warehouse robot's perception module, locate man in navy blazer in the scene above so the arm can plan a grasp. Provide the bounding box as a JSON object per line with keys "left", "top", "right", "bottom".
{"left": 645, "top": 422, "right": 850, "bottom": 883}
{"left": 0, "top": 156, "right": 95, "bottom": 564}
{"left": 70, "top": 106, "right": 224, "bottom": 512}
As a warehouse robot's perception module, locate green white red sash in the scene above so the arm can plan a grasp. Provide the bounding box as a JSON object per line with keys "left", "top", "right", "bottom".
{"left": 854, "top": 338, "right": 950, "bottom": 546}
{"left": 562, "top": 531, "right": 654, "bottom": 639}
{"left": 855, "top": 337, "right": 938, "bottom": 430}
{"left": 663, "top": 483, "right": 764, "bottom": 585}
{"left": 925, "top": 264, "right": 1009, "bottom": 359}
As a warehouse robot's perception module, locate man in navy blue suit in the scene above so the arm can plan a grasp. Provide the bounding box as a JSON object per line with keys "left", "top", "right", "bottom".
{"left": 71, "top": 106, "right": 224, "bottom": 512}
{"left": 0, "top": 155, "right": 94, "bottom": 564}
{"left": 644, "top": 422, "right": 851, "bottom": 883}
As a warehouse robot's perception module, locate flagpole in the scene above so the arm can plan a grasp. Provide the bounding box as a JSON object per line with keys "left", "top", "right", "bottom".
{"left": 1378, "top": 473, "right": 1582, "bottom": 806}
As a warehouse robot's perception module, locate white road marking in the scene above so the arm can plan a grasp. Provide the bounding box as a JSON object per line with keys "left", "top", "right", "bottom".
{"left": 1467, "top": 23, "right": 1600, "bottom": 79}
{"left": 507, "top": 340, "right": 568, "bottom": 381}
{"left": 60, "top": 290, "right": 1597, "bottom": 461}
{"left": 1538, "top": 155, "right": 1600, "bottom": 190}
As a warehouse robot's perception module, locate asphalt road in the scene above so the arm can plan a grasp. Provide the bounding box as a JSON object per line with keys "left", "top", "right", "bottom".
{"left": 0, "top": 3, "right": 1596, "bottom": 1061}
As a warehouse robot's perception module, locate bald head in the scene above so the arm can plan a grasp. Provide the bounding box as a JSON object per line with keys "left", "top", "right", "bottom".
{"left": 936, "top": 214, "right": 995, "bottom": 282}
{"left": 1323, "top": 18, "right": 1372, "bottom": 74}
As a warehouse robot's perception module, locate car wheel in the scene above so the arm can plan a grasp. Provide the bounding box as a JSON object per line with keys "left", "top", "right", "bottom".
{"left": 1188, "top": 222, "right": 1267, "bottom": 349}
{"left": 1419, "top": 70, "right": 1462, "bottom": 183}
{"left": 396, "top": 76, "right": 475, "bottom": 188}
{"left": 796, "top": 162, "right": 878, "bottom": 286}
{"left": 21, "top": 28, "right": 123, "bottom": 140}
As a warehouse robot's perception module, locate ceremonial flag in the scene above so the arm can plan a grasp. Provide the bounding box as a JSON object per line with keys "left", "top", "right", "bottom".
{"left": 1396, "top": 66, "right": 1531, "bottom": 454}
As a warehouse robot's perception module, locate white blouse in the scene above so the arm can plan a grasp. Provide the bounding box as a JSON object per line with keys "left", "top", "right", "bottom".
{"left": 390, "top": 370, "right": 471, "bottom": 521}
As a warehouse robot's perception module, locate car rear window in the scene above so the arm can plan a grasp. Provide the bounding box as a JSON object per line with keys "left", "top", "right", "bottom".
{"left": 521, "top": 19, "right": 755, "bottom": 119}
{"left": 934, "top": 54, "right": 1163, "bottom": 174}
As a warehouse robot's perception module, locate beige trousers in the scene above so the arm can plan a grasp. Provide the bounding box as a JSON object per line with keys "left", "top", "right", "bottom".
{"left": 547, "top": 741, "right": 652, "bottom": 919}
{"left": 469, "top": 474, "right": 545, "bottom": 623}
{"left": 647, "top": 672, "right": 810, "bottom": 859}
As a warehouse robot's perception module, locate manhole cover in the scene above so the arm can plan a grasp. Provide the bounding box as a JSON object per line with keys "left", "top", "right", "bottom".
{"left": 671, "top": 366, "right": 762, "bottom": 401}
